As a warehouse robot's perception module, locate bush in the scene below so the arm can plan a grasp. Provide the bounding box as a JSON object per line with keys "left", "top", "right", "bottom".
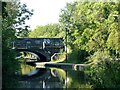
{"left": 86, "top": 50, "right": 120, "bottom": 88}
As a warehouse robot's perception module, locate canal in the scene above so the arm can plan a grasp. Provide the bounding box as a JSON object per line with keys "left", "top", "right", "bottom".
{"left": 17, "top": 57, "right": 91, "bottom": 89}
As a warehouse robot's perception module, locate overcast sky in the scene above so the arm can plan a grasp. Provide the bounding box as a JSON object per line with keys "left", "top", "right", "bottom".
{"left": 20, "top": 0, "right": 74, "bottom": 30}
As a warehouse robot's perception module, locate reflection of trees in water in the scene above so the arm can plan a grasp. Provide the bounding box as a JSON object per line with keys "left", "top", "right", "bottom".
{"left": 19, "top": 58, "right": 90, "bottom": 89}
{"left": 67, "top": 70, "right": 92, "bottom": 88}
{"left": 20, "top": 63, "right": 36, "bottom": 75}
{"left": 19, "top": 68, "right": 64, "bottom": 88}
{"left": 18, "top": 52, "right": 40, "bottom": 75}
{"left": 50, "top": 68, "right": 73, "bottom": 88}
{"left": 50, "top": 68, "right": 91, "bottom": 88}
{"left": 20, "top": 60, "right": 90, "bottom": 89}
{"left": 18, "top": 59, "right": 64, "bottom": 88}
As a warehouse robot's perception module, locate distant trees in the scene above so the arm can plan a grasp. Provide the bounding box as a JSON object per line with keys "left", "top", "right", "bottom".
{"left": 29, "top": 24, "right": 64, "bottom": 38}
{"left": 2, "top": 1, "right": 33, "bottom": 88}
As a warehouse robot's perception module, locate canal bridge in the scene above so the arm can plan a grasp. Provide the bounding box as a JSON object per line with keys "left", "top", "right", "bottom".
{"left": 13, "top": 38, "right": 89, "bottom": 71}
{"left": 12, "top": 38, "right": 65, "bottom": 62}
{"left": 12, "top": 38, "right": 90, "bottom": 89}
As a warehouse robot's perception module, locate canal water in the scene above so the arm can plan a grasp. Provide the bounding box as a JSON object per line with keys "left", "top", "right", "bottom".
{"left": 18, "top": 59, "right": 90, "bottom": 89}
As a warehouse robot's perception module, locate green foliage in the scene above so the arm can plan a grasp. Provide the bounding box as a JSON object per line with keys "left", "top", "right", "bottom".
{"left": 21, "top": 63, "right": 36, "bottom": 75}
{"left": 2, "top": 1, "right": 33, "bottom": 88}
{"left": 59, "top": 1, "right": 120, "bottom": 88}
{"left": 51, "top": 53, "right": 66, "bottom": 63}
{"left": 2, "top": 47, "right": 20, "bottom": 88}
{"left": 86, "top": 52, "right": 120, "bottom": 88}
{"left": 29, "top": 24, "right": 64, "bottom": 38}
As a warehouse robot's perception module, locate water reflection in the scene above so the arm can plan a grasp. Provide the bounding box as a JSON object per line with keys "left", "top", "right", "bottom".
{"left": 20, "top": 63, "right": 36, "bottom": 75}
{"left": 19, "top": 59, "right": 66, "bottom": 88}
{"left": 18, "top": 59, "right": 90, "bottom": 89}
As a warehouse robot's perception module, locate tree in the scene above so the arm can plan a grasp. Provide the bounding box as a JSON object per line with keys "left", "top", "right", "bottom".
{"left": 59, "top": 1, "right": 120, "bottom": 88}
{"left": 2, "top": 1, "right": 33, "bottom": 88}
{"left": 29, "top": 24, "right": 63, "bottom": 38}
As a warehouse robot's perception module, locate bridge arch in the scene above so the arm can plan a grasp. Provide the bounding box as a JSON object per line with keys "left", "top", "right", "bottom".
{"left": 16, "top": 49, "right": 47, "bottom": 62}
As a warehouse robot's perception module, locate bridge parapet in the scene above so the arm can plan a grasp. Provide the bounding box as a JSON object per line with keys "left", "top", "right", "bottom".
{"left": 12, "top": 38, "right": 64, "bottom": 50}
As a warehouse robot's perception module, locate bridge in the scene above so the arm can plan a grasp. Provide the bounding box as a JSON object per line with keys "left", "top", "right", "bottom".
{"left": 13, "top": 38, "right": 88, "bottom": 71}
{"left": 12, "top": 38, "right": 65, "bottom": 62}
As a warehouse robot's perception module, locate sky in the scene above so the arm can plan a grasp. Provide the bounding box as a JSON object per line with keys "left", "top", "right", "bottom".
{"left": 20, "top": 0, "right": 74, "bottom": 30}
